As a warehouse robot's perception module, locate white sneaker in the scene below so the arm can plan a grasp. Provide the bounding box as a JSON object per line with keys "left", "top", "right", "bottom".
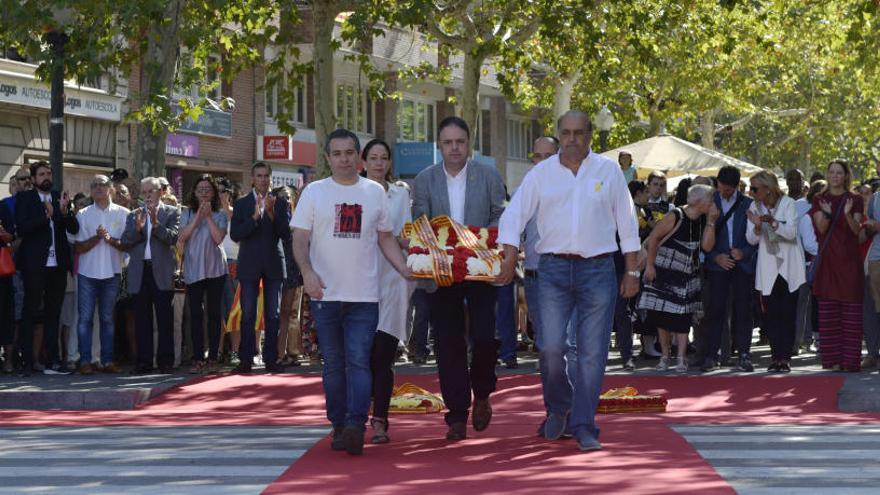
{"left": 675, "top": 357, "right": 688, "bottom": 373}
{"left": 655, "top": 356, "right": 669, "bottom": 371}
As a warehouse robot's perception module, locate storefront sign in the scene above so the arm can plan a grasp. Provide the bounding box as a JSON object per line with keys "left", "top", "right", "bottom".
{"left": 174, "top": 104, "right": 233, "bottom": 138}
{"left": 0, "top": 73, "right": 122, "bottom": 121}
{"left": 271, "top": 170, "right": 304, "bottom": 189}
{"left": 165, "top": 133, "right": 200, "bottom": 157}
{"left": 263, "top": 135, "right": 291, "bottom": 160}
{"left": 393, "top": 142, "right": 439, "bottom": 177}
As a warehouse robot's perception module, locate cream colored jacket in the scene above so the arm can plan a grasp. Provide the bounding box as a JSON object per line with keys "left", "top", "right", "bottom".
{"left": 746, "top": 195, "right": 806, "bottom": 295}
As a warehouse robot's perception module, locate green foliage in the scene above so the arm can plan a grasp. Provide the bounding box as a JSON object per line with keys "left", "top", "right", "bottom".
{"left": 0, "top": 0, "right": 287, "bottom": 134}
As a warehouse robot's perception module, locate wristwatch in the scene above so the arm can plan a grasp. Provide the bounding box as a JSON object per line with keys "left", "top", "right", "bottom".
{"left": 625, "top": 270, "right": 641, "bottom": 278}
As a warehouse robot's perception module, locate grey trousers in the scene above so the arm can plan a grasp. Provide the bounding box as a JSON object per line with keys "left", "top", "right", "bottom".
{"left": 863, "top": 276, "right": 880, "bottom": 358}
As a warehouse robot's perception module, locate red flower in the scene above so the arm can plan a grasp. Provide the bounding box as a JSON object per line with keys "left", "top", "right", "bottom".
{"left": 487, "top": 228, "right": 498, "bottom": 249}
{"left": 446, "top": 229, "right": 458, "bottom": 246}
{"left": 455, "top": 246, "right": 476, "bottom": 258}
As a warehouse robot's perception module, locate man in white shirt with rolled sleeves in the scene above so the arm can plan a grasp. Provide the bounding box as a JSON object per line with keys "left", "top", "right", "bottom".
{"left": 496, "top": 110, "right": 640, "bottom": 452}
{"left": 72, "top": 175, "right": 130, "bottom": 374}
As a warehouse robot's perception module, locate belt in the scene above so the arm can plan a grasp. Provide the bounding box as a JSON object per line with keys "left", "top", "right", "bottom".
{"left": 548, "top": 252, "right": 610, "bottom": 261}
{"left": 524, "top": 269, "right": 538, "bottom": 278}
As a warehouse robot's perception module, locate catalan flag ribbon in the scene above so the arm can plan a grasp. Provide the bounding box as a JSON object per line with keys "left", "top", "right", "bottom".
{"left": 225, "top": 281, "right": 265, "bottom": 332}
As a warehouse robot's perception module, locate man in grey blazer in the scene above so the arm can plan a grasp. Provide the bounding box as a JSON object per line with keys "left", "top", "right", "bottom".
{"left": 121, "top": 177, "right": 180, "bottom": 374}
{"left": 412, "top": 116, "right": 505, "bottom": 441}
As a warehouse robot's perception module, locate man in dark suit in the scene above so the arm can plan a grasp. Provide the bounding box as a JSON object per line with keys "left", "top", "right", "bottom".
{"left": 14, "top": 160, "right": 79, "bottom": 375}
{"left": 702, "top": 165, "right": 757, "bottom": 372}
{"left": 230, "top": 162, "right": 291, "bottom": 373}
{"left": 120, "top": 177, "right": 180, "bottom": 374}
{"left": 412, "top": 116, "right": 506, "bottom": 441}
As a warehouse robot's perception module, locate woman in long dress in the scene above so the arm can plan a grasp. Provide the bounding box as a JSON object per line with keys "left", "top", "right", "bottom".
{"left": 362, "top": 138, "right": 413, "bottom": 444}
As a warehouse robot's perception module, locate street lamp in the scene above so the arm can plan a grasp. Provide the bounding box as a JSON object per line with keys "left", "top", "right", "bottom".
{"left": 594, "top": 105, "right": 615, "bottom": 152}
{"left": 45, "top": 9, "right": 73, "bottom": 192}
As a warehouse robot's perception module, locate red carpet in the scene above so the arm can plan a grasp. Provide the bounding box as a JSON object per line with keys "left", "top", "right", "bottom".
{"left": 3, "top": 373, "right": 878, "bottom": 494}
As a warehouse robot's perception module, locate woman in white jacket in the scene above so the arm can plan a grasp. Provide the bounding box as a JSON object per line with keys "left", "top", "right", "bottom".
{"left": 746, "top": 171, "right": 805, "bottom": 372}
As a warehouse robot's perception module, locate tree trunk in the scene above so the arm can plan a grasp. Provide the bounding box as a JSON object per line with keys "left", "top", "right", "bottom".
{"left": 312, "top": 0, "right": 338, "bottom": 178}
{"left": 133, "top": 0, "right": 185, "bottom": 180}
{"left": 461, "top": 50, "right": 485, "bottom": 148}
{"left": 553, "top": 70, "right": 581, "bottom": 119}
{"left": 648, "top": 112, "right": 665, "bottom": 136}
{"left": 700, "top": 108, "right": 718, "bottom": 150}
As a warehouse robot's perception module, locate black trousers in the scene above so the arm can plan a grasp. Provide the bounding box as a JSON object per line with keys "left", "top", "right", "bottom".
{"left": 188, "top": 275, "right": 227, "bottom": 362}
{"left": 764, "top": 275, "right": 798, "bottom": 361}
{"left": 370, "top": 330, "right": 399, "bottom": 422}
{"left": 134, "top": 264, "right": 174, "bottom": 369}
{"left": 429, "top": 282, "right": 498, "bottom": 426}
{"left": 704, "top": 268, "right": 755, "bottom": 361}
{"left": 0, "top": 276, "right": 14, "bottom": 346}
{"left": 21, "top": 267, "right": 67, "bottom": 369}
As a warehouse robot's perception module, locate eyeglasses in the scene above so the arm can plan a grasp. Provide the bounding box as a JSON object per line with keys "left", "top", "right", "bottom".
{"left": 15, "top": 177, "right": 30, "bottom": 182}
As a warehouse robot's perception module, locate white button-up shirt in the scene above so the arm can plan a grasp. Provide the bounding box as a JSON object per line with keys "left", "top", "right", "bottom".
{"left": 144, "top": 211, "right": 153, "bottom": 261}
{"left": 498, "top": 151, "right": 640, "bottom": 257}
{"left": 38, "top": 191, "right": 57, "bottom": 267}
{"left": 74, "top": 201, "right": 130, "bottom": 279}
{"left": 719, "top": 191, "right": 739, "bottom": 248}
{"left": 445, "top": 162, "right": 468, "bottom": 224}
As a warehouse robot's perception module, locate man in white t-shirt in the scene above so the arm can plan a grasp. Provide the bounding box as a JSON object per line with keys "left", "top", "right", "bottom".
{"left": 291, "top": 128, "right": 410, "bottom": 456}
{"left": 72, "top": 175, "right": 130, "bottom": 374}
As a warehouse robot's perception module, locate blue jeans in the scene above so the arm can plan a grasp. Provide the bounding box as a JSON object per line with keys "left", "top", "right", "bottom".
{"left": 529, "top": 274, "right": 577, "bottom": 410}
{"left": 496, "top": 281, "right": 517, "bottom": 361}
{"left": 537, "top": 254, "right": 617, "bottom": 440}
{"left": 77, "top": 274, "right": 120, "bottom": 365}
{"left": 312, "top": 301, "right": 379, "bottom": 428}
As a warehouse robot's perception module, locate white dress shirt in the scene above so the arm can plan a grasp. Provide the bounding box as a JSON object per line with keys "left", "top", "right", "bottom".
{"left": 74, "top": 201, "right": 130, "bottom": 279}
{"left": 745, "top": 195, "right": 805, "bottom": 294}
{"left": 498, "top": 151, "right": 640, "bottom": 258}
{"left": 719, "top": 191, "right": 739, "bottom": 248}
{"left": 38, "top": 191, "right": 57, "bottom": 267}
{"left": 445, "top": 162, "right": 468, "bottom": 224}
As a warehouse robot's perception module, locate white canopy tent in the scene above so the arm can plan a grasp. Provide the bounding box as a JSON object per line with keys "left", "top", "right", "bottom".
{"left": 602, "top": 134, "right": 766, "bottom": 181}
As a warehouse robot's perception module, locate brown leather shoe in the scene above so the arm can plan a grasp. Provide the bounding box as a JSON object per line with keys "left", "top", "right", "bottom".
{"left": 472, "top": 398, "right": 492, "bottom": 432}
{"left": 102, "top": 362, "right": 122, "bottom": 374}
{"left": 77, "top": 362, "right": 94, "bottom": 375}
{"left": 446, "top": 422, "right": 467, "bottom": 441}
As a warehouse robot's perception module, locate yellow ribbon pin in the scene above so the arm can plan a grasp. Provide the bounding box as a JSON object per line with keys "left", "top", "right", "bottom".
{"left": 594, "top": 181, "right": 603, "bottom": 192}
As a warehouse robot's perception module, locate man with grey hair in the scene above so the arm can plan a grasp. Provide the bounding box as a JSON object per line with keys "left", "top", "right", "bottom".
{"left": 497, "top": 110, "right": 640, "bottom": 452}
{"left": 72, "top": 175, "right": 130, "bottom": 374}
{"left": 122, "top": 176, "right": 180, "bottom": 374}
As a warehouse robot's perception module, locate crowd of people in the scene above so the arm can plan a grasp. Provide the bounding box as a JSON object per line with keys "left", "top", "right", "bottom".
{"left": 1, "top": 109, "right": 879, "bottom": 456}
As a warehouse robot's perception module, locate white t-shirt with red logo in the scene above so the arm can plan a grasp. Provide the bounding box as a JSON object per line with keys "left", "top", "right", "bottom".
{"left": 290, "top": 176, "right": 392, "bottom": 302}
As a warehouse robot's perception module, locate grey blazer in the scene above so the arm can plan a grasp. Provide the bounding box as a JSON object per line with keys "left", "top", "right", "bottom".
{"left": 121, "top": 203, "right": 181, "bottom": 293}
{"left": 412, "top": 160, "right": 505, "bottom": 227}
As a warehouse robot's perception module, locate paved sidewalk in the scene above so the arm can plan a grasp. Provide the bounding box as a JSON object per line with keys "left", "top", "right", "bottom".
{"left": 2, "top": 338, "right": 878, "bottom": 411}
{"left": 0, "top": 372, "right": 189, "bottom": 410}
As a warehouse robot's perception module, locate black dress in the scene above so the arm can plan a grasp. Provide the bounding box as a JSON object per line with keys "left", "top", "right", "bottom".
{"left": 637, "top": 208, "right": 706, "bottom": 334}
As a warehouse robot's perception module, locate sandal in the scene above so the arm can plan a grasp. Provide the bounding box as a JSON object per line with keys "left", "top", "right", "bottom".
{"left": 370, "top": 418, "right": 390, "bottom": 444}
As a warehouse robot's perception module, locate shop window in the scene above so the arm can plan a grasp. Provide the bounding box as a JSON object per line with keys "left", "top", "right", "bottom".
{"left": 507, "top": 118, "right": 531, "bottom": 160}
